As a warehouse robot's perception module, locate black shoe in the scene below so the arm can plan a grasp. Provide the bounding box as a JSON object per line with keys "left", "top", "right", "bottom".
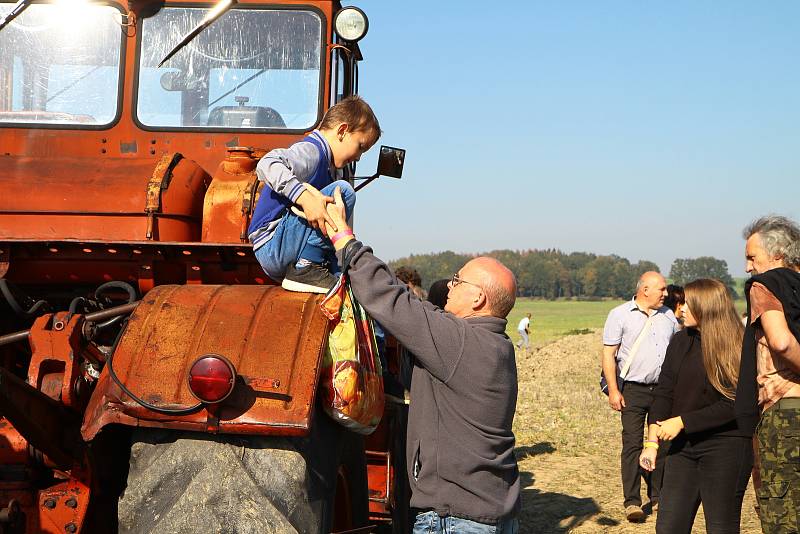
{"left": 281, "top": 262, "right": 336, "bottom": 294}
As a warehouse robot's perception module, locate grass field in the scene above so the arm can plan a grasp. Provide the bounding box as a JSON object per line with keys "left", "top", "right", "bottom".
{"left": 506, "top": 299, "right": 626, "bottom": 347}
{"left": 507, "top": 295, "right": 747, "bottom": 347}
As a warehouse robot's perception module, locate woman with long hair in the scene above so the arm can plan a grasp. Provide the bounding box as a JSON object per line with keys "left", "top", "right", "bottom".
{"left": 639, "top": 279, "right": 753, "bottom": 533}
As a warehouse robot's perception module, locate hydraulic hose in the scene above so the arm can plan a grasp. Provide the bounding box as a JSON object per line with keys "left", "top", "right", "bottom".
{"left": 94, "top": 281, "right": 138, "bottom": 330}
{"left": 0, "top": 279, "right": 48, "bottom": 318}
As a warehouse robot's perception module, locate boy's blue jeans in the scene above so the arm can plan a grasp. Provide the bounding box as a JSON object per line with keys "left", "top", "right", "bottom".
{"left": 253, "top": 180, "right": 355, "bottom": 282}
{"left": 413, "top": 511, "right": 519, "bottom": 534}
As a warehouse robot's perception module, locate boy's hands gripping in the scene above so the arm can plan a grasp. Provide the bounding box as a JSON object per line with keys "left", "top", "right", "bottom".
{"left": 325, "top": 187, "right": 354, "bottom": 250}
{"left": 294, "top": 184, "right": 337, "bottom": 236}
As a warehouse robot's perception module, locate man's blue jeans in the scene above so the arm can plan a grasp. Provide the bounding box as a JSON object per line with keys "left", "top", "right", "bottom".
{"left": 253, "top": 180, "right": 355, "bottom": 281}
{"left": 413, "top": 511, "right": 519, "bottom": 534}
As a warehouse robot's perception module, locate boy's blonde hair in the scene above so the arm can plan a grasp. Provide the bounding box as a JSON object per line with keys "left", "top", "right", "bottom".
{"left": 319, "top": 95, "right": 381, "bottom": 136}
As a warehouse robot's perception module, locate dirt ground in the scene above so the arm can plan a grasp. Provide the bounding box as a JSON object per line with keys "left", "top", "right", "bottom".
{"left": 513, "top": 330, "right": 761, "bottom": 533}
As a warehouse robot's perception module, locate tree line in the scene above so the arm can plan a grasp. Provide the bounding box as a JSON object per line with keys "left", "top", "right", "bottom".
{"left": 388, "top": 250, "right": 737, "bottom": 300}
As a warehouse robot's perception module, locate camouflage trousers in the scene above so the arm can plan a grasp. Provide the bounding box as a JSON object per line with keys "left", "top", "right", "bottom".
{"left": 756, "top": 398, "right": 800, "bottom": 534}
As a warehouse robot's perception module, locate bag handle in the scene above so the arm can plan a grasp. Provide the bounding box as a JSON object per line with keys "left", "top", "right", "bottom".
{"left": 619, "top": 313, "right": 656, "bottom": 380}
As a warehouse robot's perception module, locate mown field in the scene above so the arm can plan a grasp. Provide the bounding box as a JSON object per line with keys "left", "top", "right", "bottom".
{"left": 509, "top": 298, "right": 760, "bottom": 533}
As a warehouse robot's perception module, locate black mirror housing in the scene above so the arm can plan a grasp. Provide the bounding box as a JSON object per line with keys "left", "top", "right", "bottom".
{"left": 377, "top": 146, "right": 405, "bottom": 178}
{"left": 353, "top": 146, "right": 405, "bottom": 192}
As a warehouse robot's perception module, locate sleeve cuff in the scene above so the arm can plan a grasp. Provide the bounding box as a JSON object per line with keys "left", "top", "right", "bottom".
{"left": 285, "top": 179, "right": 306, "bottom": 203}
{"left": 336, "top": 240, "right": 365, "bottom": 273}
{"left": 681, "top": 412, "right": 703, "bottom": 433}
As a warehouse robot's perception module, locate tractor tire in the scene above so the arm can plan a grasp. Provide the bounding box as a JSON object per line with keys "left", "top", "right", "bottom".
{"left": 118, "top": 410, "right": 367, "bottom": 534}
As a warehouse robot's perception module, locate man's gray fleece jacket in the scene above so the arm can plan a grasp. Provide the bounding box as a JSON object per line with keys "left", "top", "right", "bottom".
{"left": 338, "top": 242, "right": 520, "bottom": 523}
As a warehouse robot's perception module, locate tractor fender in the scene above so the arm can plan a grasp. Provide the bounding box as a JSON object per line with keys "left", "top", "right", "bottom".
{"left": 81, "top": 284, "right": 330, "bottom": 440}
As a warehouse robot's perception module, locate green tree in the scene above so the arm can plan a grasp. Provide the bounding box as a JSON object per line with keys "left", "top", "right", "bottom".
{"left": 390, "top": 251, "right": 469, "bottom": 289}
{"left": 633, "top": 260, "right": 660, "bottom": 277}
{"left": 669, "top": 257, "right": 738, "bottom": 297}
{"left": 390, "top": 248, "right": 662, "bottom": 299}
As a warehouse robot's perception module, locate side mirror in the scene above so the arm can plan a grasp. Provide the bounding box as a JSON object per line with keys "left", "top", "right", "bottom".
{"left": 354, "top": 145, "right": 406, "bottom": 192}
{"left": 377, "top": 146, "right": 405, "bottom": 178}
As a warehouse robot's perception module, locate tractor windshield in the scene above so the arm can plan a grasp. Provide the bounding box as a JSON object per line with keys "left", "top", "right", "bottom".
{"left": 0, "top": 2, "right": 123, "bottom": 127}
{"left": 136, "top": 7, "right": 323, "bottom": 131}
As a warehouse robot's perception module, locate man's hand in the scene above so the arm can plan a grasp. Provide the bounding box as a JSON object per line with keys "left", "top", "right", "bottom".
{"left": 602, "top": 344, "right": 623, "bottom": 410}
{"left": 656, "top": 416, "right": 684, "bottom": 440}
{"left": 324, "top": 187, "right": 354, "bottom": 250}
{"left": 608, "top": 389, "right": 625, "bottom": 411}
{"left": 295, "top": 184, "right": 336, "bottom": 236}
{"left": 639, "top": 447, "right": 657, "bottom": 472}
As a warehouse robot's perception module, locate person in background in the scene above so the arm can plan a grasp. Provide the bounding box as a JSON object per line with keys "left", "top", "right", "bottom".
{"left": 395, "top": 266, "right": 426, "bottom": 299}
{"left": 735, "top": 215, "right": 800, "bottom": 533}
{"left": 664, "top": 284, "right": 686, "bottom": 327}
{"left": 515, "top": 313, "right": 531, "bottom": 352}
{"left": 641, "top": 279, "right": 752, "bottom": 533}
{"left": 388, "top": 265, "right": 429, "bottom": 398}
{"left": 602, "top": 271, "right": 680, "bottom": 522}
{"left": 427, "top": 279, "right": 450, "bottom": 309}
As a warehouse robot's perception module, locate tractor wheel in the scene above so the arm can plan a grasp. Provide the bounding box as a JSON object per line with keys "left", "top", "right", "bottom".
{"left": 118, "top": 410, "right": 367, "bottom": 534}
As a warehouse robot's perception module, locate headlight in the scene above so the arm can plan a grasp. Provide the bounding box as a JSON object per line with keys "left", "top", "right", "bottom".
{"left": 334, "top": 6, "right": 368, "bottom": 42}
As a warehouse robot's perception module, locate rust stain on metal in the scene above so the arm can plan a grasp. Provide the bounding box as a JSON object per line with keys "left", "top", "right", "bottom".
{"left": 120, "top": 140, "right": 138, "bottom": 153}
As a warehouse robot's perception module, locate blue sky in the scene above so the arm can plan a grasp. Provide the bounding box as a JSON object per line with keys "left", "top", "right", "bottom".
{"left": 348, "top": 1, "right": 800, "bottom": 277}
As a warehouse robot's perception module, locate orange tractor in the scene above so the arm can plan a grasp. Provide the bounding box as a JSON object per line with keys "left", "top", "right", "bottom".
{"left": 0, "top": 0, "right": 408, "bottom": 532}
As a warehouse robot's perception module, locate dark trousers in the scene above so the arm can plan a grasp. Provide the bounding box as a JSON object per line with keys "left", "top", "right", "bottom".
{"left": 620, "top": 382, "right": 667, "bottom": 507}
{"left": 656, "top": 434, "right": 753, "bottom": 534}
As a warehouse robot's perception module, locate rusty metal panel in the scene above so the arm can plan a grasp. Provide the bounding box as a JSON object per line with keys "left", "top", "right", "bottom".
{"left": 0, "top": 156, "right": 209, "bottom": 242}
{"left": 82, "top": 284, "right": 329, "bottom": 439}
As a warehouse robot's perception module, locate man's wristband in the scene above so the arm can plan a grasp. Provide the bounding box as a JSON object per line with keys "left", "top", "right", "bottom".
{"left": 330, "top": 229, "right": 354, "bottom": 245}
{"left": 643, "top": 441, "right": 659, "bottom": 450}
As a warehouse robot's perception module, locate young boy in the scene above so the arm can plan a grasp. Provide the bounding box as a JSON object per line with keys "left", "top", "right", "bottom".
{"left": 248, "top": 96, "right": 380, "bottom": 293}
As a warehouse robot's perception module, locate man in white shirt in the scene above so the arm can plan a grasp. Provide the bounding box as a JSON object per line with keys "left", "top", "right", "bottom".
{"left": 516, "top": 313, "right": 531, "bottom": 352}
{"left": 602, "top": 271, "right": 679, "bottom": 522}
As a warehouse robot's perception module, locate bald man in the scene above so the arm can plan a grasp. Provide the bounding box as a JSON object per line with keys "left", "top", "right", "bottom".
{"left": 325, "top": 189, "right": 520, "bottom": 533}
{"left": 602, "top": 271, "right": 679, "bottom": 522}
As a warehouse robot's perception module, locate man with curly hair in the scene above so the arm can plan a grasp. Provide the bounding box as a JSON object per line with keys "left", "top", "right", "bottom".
{"left": 736, "top": 214, "right": 800, "bottom": 534}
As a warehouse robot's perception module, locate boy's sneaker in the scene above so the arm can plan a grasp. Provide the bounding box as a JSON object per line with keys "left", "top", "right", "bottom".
{"left": 282, "top": 262, "right": 336, "bottom": 294}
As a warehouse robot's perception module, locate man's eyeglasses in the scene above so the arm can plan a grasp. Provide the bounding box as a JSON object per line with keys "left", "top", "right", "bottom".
{"left": 451, "top": 272, "right": 482, "bottom": 289}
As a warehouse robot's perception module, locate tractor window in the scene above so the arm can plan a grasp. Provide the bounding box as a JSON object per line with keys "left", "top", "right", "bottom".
{"left": 136, "top": 8, "right": 323, "bottom": 131}
{"left": 0, "top": 3, "right": 123, "bottom": 127}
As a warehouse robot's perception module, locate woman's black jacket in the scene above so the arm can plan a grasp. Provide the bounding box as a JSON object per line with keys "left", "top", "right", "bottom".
{"left": 650, "top": 328, "right": 748, "bottom": 438}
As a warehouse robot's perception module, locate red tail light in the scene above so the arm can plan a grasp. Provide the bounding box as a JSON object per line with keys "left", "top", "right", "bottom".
{"left": 187, "top": 354, "right": 236, "bottom": 403}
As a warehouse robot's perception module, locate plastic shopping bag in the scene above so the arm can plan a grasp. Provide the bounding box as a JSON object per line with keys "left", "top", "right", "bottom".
{"left": 319, "top": 274, "right": 384, "bottom": 435}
